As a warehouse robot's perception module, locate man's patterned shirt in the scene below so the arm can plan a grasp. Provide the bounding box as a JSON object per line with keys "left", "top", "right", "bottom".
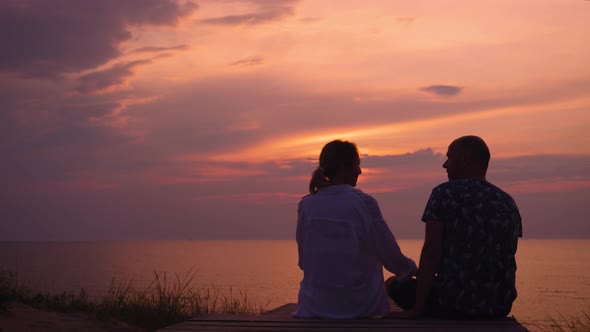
{"left": 422, "top": 178, "right": 522, "bottom": 317}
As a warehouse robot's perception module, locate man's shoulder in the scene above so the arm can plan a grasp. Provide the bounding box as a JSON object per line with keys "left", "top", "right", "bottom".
{"left": 433, "top": 179, "right": 508, "bottom": 192}
{"left": 429, "top": 179, "right": 517, "bottom": 203}
{"left": 429, "top": 180, "right": 460, "bottom": 194}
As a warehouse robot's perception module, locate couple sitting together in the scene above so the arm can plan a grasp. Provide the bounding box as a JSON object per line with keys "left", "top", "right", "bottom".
{"left": 294, "top": 136, "right": 522, "bottom": 320}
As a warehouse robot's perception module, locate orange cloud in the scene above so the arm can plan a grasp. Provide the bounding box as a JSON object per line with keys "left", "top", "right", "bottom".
{"left": 209, "top": 94, "right": 590, "bottom": 162}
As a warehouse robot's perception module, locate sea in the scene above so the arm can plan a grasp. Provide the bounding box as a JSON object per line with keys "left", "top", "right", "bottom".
{"left": 0, "top": 240, "right": 588, "bottom": 330}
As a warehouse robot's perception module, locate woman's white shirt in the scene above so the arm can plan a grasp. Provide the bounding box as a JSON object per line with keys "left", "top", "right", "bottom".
{"left": 294, "top": 185, "right": 417, "bottom": 319}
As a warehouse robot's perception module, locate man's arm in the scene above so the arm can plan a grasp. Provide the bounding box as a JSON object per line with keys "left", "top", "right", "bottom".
{"left": 413, "top": 219, "right": 444, "bottom": 314}
{"left": 384, "top": 219, "right": 444, "bottom": 319}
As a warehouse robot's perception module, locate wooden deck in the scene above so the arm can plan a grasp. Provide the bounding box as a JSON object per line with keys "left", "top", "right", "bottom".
{"left": 157, "top": 303, "right": 529, "bottom": 331}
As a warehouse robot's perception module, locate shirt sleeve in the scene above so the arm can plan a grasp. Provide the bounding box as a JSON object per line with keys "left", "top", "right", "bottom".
{"left": 509, "top": 197, "right": 523, "bottom": 238}
{"left": 296, "top": 200, "right": 305, "bottom": 270}
{"left": 421, "top": 185, "right": 446, "bottom": 222}
{"left": 362, "top": 194, "right": 417, "bottom": 281}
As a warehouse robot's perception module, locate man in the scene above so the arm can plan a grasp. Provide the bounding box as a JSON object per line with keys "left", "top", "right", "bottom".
{"left": 385, "top": 135, "right": 522, "bottom": 319}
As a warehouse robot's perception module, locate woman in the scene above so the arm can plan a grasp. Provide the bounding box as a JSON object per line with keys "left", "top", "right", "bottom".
{"left": 294, "top": 140, "right": 417, "bottom": 319}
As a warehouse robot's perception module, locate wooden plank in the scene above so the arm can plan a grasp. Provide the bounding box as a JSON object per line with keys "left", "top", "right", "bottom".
{"left": 160, "top": 324, "right": 528, "bottom": 332}
{"left": 261, "top": 303, "right": 295, "bottom": 315}
{"left": 157, "top": 303, "right": 529, "bottom": 332}
{"left": 175, "top": 322, "right": 527, "bottom": 330}
{"left": 159, "top": 324, "right": 529, "bottom": 331}
{"left": 178, "top": 320, "right": 528, "bottom": 329}
{"left": 188, "top": 316, "right": 525, "bottom": 326}
{"left": 160, "top": 328, "right": 527, "bottom": 332}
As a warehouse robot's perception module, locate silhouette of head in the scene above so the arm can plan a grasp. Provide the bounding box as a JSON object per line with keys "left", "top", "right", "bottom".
{"left": 309, "top": 140, "right": 362, "bottom": 194}
{"left": 443, "top": 135, "right": 490, "bottom": 180}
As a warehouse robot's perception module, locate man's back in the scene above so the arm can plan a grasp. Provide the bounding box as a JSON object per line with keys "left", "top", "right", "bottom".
{"left": 422, "top": 178, "right": 522, "bottom": 317}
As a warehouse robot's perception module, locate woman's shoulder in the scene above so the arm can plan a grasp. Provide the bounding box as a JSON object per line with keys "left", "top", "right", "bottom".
{"left": 348, "top": 187, "right": 379, "bottom": 207}
{"left": 348, "top": 188, "right": 385, "bottom": 221}
{"left": 300, "top": 185, "right": 377, "bottom": 204}
{"left": 299, "top": 193, "right": 315, "bottom": 205}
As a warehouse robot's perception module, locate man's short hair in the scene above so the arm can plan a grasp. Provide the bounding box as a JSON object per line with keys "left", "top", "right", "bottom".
{"left": 453, "top": 135, "right": 490, "bottom": 169}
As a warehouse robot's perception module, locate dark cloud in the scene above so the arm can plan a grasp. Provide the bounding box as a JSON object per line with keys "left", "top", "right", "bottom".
{"left": 199, "top": 6, "right": 294, "bottom": 25}
{"left": 231, "top": 56, "right": 264, "bottom": 66}
{"left": 298, "top": 17, "right": 321, "bottom": 24}
{"left": 2, "top": 68, "right": 590, "bottom": 240}
{"left": 130, "top": 45, "right": 190, "bottom": 54}
{"left": 3, "top": 138, "right": 590, "bottom": 240}
{"left": 420, "top": 85, "right": 464, "bottom": 96}
{"left": 0, "top": 75, "right": 145, "bottom": 191}
{"left": 76, "top": 59, "right": 152, "bottom": 94}
{"left": 364, "top": 151, "right": 590, "bottom": 185}
{"left": 490, "top": 154, "right": 590, "bottom": 182}
{"left": 0, "top": 0, "right": 197, "bottom": 79}
{"left": 121, "top": 74, "right": 589, "bottom": 162}
{"left": 394, "top": 17, "right": 416, "bottom": 24}
{"left": 363, "top": 148, "right": 444, "bottom": 169}
{"left": 242, "top": 0, "right": 299, "bottom": 4}
{"left": 217, "top": 0, "right": 300, "bottom": 6}
{"left": 0, "top": 71, "right": 588, "bottom": 241}
{"left": 512, "top": 188, "right": 590, "bottom": 239}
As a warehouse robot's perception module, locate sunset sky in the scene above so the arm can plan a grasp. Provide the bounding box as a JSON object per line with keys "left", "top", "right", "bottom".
{"left": 1, "top": 0, "right": 589, "bottom": 240}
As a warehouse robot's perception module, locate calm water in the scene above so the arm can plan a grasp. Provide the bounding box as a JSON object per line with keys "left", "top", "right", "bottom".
{"left": 0, "top": 240, "right": 588, "bottom": 330}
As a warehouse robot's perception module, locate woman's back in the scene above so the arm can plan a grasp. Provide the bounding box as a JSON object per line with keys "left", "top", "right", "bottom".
{"left": 295, "top": 140, "right": 416, "bottom": 319}
{"left": 295, "top": 185, "right": 415, "bottom": 319}
{"left": 298, "top": 185, "right": 377, "bottom": 286}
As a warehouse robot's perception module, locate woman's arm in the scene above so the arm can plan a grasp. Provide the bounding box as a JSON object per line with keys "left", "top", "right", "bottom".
{"left": 384, "top": 219, "right": 444, "bottom": 319}
{"left": 296, "top": 201, "right": 305, "bottom": 270}
{"left": 363, "top": 195, "right": 418, "bottom": 280}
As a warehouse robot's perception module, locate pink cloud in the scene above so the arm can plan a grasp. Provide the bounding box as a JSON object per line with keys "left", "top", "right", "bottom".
{"left": 76, "top": 60, "right": 152, "bottom": 94}
{"left": 198, "top": 0, "right": 299, "bottom": 26}
{"left": 130, "top": 45, "right": 190, "bottom": 54}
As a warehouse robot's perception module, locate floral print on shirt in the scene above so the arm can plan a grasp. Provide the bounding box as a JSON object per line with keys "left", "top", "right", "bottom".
{"left": 422, "top": 178, "right": 522, "bottom": 317}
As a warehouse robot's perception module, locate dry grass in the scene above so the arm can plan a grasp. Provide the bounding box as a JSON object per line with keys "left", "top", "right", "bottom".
{"left": 0, "top": 267, "right": 267, "bottom": 331}
{"left": 545, "top": 308, "right": 590, "bottom": 332}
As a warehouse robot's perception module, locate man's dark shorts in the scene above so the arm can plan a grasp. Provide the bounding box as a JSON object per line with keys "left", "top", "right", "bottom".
{"left": 386, "top": 276, "right": 509, "bottom": 319}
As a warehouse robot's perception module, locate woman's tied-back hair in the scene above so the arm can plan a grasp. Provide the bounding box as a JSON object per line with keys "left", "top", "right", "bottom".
{"left": 308, "top": 140, "right": 360, "bottom": 194}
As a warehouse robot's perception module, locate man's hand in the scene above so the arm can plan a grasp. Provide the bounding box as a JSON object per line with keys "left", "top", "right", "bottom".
{"left": 382, "top": 308, "right": 421, "bottom": 319}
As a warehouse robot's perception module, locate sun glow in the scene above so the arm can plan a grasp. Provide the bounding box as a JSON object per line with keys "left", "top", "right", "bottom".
{"left": 209, "top": 95, "right": 590, "bottom": 162}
